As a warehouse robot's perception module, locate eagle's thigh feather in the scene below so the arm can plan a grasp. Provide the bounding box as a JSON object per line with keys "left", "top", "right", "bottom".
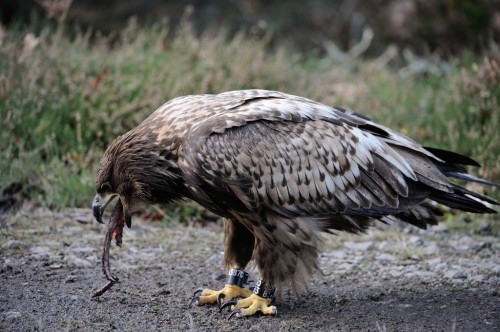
{"left": 223, "top": 218, "right": 255, "bottom": 270}
{"left": 253, "top": 214, "right": 323, "bottom": 292}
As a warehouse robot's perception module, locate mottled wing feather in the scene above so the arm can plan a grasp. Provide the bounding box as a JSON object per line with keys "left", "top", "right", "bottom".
{"left": 143, "top": 89, "right": 442, "bottom": 167}
{"left": 195, "top": 120, "right": 420, "bottom": 217}
{"left": 155, "top": 90, "right": 459, "bottom": 221}
{"left": 175, "top": 93, "right": 442, "bottom": 218}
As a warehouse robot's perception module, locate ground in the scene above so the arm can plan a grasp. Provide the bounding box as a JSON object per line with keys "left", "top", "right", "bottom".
{"left": 1, "top": 205, "right": 498, "bottom": 331}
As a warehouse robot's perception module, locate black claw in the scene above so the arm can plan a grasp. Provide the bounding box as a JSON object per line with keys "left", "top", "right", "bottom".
{"left": 219, "top": 299, "right": 238, "bottom": 313}
{"left": 188, "top": 296, "right": 199, "bottom": 308}
{"left": 228, "top": 309, "right": 242, "bottom": 320}
{"left": 193, "top": 288, "right": 204, "bottom": 297}
{"left": 217, "top": 293, "right": 226, "bottom": 309}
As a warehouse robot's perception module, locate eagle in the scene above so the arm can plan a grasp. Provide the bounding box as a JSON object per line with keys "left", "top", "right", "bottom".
{"left": 92, "top": 89, "right": 498, "bottom": 318}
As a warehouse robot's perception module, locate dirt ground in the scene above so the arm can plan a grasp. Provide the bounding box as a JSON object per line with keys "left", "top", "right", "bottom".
{"left": 1, "top": 206, "right": 499, "bottom": 331}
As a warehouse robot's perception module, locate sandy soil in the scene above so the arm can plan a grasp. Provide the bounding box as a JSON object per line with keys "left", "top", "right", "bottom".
{"left": 1, "top": 206, "right": 499, "bottom": 331}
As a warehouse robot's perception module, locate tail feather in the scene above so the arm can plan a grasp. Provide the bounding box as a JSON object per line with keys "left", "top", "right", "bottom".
{"left": 423, "top": 146, "right": 499, "bottom": 188}
{"left": 424, "top": 146, "right": 480, "bottom": 167}
{"left": 444, "top": 172, "right": 500, "bottom": 188}
{"left": 429, "top": 184, "right": 498, "bottom": 214}
{"left": 378, "top": 146, "right": 498, "bottom": 230}
{"left": 450, "top": 184, "right": 499, "bottom": 206}
{"left": 419, "top": 146, "right": 499, "bottom": 213}
{"left": 326, "top": 146, "right": 497, "bottom": 232}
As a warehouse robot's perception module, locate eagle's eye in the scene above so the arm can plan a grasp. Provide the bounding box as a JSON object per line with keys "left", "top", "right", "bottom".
{"left": 100, "top": 182, "right": 112, "bottom": 193}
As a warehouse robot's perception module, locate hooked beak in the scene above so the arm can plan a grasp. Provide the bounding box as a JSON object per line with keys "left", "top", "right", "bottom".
{"left": 92, "top": 194, "right": 108, "bottom": 224}
{"left": 123, "top": 201, "right": 132, "bottom": 228}
{"left": 92, "top": 194, "right": 132, "bottom": 228}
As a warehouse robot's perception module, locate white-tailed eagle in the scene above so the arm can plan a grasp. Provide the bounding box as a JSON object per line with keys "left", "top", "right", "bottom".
{"left": 92, "top": 90, "right": 498, "bottom": 318}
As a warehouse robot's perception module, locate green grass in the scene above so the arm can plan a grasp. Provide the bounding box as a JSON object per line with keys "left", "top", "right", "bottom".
{"left": 0, "top": 19, "right": 498, "bottom": 216}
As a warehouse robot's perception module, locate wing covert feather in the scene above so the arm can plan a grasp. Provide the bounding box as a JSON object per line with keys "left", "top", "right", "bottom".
{"left": 186, "top": 119, "right": 419, "bottom": 217}
{"left": 171, "top": 90, "right": 459, "bottom": 219}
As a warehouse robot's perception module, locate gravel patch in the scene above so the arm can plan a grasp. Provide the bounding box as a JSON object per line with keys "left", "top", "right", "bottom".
{"left": 1, "top": 207, "right": 498, "bottom": 331}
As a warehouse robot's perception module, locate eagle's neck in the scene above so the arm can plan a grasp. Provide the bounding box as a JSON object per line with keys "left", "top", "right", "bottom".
{"left": 111, "top": 131, "right": 188, "bottom": 206}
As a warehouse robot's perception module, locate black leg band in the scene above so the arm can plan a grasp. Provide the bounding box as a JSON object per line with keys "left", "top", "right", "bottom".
{"left": 252, "top": 279, "right": 275, "bottom": 299}
{"left": 227, "top": 268, "right": 249, "bottom": 288}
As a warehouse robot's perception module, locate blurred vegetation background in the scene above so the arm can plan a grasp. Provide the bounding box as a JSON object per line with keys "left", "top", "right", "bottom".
{"left": 0, "top": 0, "right": 498, "bottom": 226}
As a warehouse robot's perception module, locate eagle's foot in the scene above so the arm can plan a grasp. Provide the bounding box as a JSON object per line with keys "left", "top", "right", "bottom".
{"left": 189, "top": 284, "right": 253, "bottom": 307}
{"left": 188, "top": 268, "right": 252, "bottom": 307}
{"left": 222, "top": 294, "right": 277, "bottom": 319}
{"left": 221, "top": 279, "right": 277, "bottom": 319}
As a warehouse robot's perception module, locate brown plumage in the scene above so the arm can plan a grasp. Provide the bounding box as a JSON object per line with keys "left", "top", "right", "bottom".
{"left": 92, "top": 89, "right": 498, "bottom": 313}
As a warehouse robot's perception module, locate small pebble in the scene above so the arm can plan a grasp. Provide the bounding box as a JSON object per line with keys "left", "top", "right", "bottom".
{"left": 322, "top": 250, "right": 346, "bottom": 259}
{"left": 65, "top": 274, "right": 77, "bottom": 283}
{"left": 337, "top": 262, "right": 354, "bottom": 271}
{"left": 487, "top": 289, "right": 497, "bottom": 297}
{"left": 2, "top": 258, "right": 14, "bottom": 269}
{"left": 30, "top": 246, "right": 51, "bottom": 255}
{"left": 376, "top": 253, "right": 397, "bottom": 262}
{"left": 426, "top": 257, "right": 441, "bottom": 266}
{"left": 435, "top": 262, "right": 448, "bottom": 271}
{"left": 424, "top": 243, "right": 439, "bottom": 255}
{"left": 343, "top": 241, "right": 374, "bottom": 251}
{"left": 4, "top": 311, "right": 22, "bottom": 320}
{"left": 478, "top": 222, "right": 491, "bottom": 234}
{"left": 2, "top": 240, "right": 23, "bottom": 249}
{"left": 212, "top": 272, "right": 226, "bottom": 282}
{"left": 70, "top": 246, "right": 94, "bottom": 253}
{"left": 64, "top": 254, "right": 92, "bottom": 267}
{"left": 452, "top": 271, "right": 468, "bottom": 280}
{"left": 157, "top": 289, "right": 171, "bottom": 296}
{"left": 410, "top": 236, "right": 424, "bottom": 246}
{"left": 473, "top": 243, "right": 488, "bottom": 253}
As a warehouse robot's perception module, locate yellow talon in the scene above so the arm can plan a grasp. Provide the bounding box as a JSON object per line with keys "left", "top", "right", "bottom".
{"left": 194, "top": 284, "right": 253, "bottom": 305}
{"left": 228, "top": 294, "right": 277, "bottom": 318}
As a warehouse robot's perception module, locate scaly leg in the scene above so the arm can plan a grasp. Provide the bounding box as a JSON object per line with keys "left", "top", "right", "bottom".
{"left": 220, "top": 278, "right": 277, "bottom": 319}
{"left": 189, "top": 267, "right": 253, "bottom": 307}
{"left": 188, "top": 219, "right": 255, "bottom": 308}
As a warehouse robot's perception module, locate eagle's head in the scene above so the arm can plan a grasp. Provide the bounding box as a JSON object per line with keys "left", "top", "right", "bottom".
{"left": 92, "top": 131, "right": 183, "bottom": 228}
{"left": 92, "top": 137, "right": 133, "bottom": 228}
